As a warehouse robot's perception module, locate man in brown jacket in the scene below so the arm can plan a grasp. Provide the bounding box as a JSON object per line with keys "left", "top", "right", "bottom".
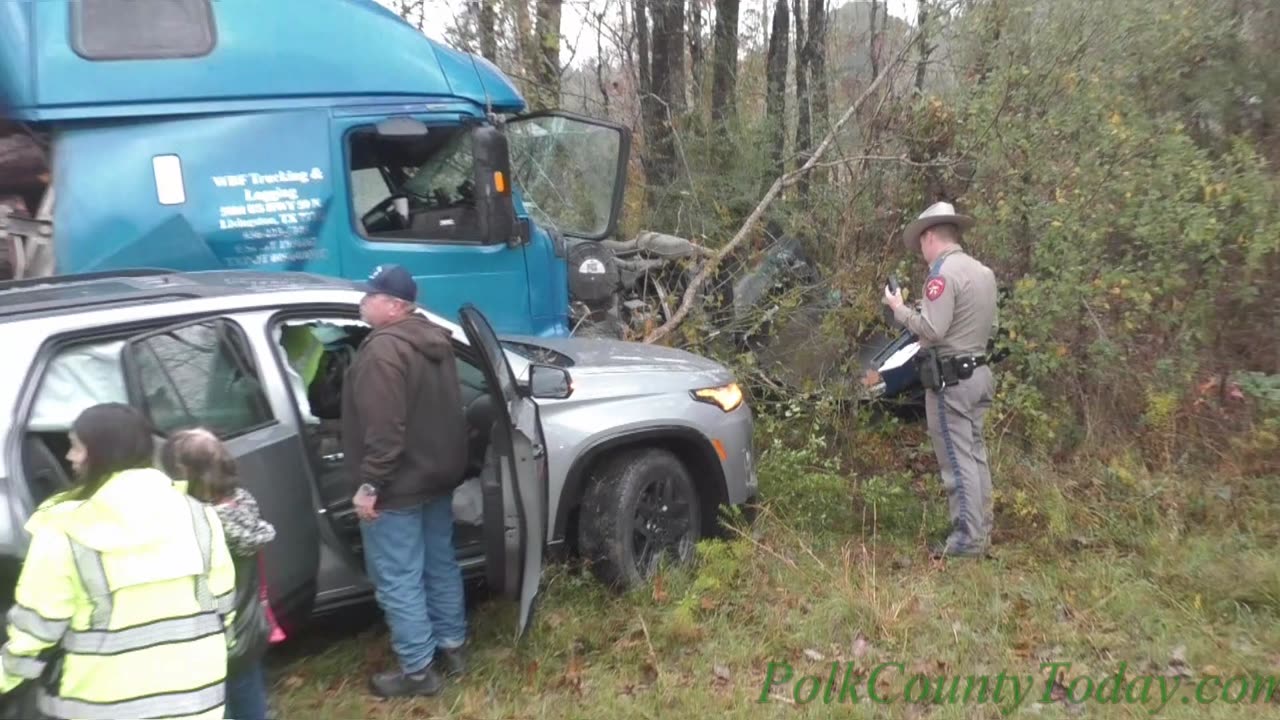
{"left": 342, "top": 264, "right": 469, "bottom": 697}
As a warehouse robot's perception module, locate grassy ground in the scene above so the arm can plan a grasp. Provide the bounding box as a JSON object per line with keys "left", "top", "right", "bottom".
{"left": 266, "top": 422, "right": 1280, "bottom": 719}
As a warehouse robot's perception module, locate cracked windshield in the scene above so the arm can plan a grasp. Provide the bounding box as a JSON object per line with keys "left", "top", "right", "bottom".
{"left": 507, "top": 116, "right": 621, "bottom": 238}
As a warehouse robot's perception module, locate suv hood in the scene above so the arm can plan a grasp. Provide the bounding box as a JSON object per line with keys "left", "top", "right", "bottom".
{"left": 505, "top": 336, "right": 727, "bottom": 376}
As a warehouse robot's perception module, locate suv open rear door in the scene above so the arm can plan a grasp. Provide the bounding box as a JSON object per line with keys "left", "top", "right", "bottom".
{"left": 458, "top": 304, "right": 548, "bottom": 636}
{"left": 119, "top": 316, "right": 321, "bottom": 628}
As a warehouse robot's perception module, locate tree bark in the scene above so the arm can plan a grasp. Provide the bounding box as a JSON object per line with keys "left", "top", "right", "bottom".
{"left": 475, "top": 0, "right": 497, "bottom": 61}
{"left": 533, "top": 0, "right": 563, "bottom": 109}
{"left": 765, "top": 0, "right": 789, "bottom": 180}
{"left": 793, "top": 0, "right": 811, "bottom": 196}
{"left": 869, "top": 0, "right": 880, "bottom": 80}
{"left": 689, "top": 0, "right": 705, "bottom": 102}
{"left": 648, "top": 0, "right": 687, "bottom": 188}
{"left": 914, "top": 0, "right": 931, "bottom": 94}
{"left": 710, "top": 0, "right": 740, "bottom": 130}
{"left": 808, "top": 0, "right": 828, "bottom": 133}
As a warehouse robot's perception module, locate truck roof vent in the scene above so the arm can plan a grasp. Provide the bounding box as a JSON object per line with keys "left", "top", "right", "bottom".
{"left": 71, "top": 0, "right": 216, "bottom": 61}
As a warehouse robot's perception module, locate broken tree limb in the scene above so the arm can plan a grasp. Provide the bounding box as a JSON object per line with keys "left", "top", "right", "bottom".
{"left": 642, "top": 37, "right": 917, "bottom": 345}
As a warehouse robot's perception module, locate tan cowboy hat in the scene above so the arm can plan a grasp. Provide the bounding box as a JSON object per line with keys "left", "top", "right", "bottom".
{"left": 902, "top": 201, "right": 974, "bottom": 251}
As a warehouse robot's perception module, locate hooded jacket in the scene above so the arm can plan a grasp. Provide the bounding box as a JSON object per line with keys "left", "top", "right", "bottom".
{"left": 0, "top": 468, "right": 235, "bottom": 720}
{"left": 342, "top": 314, "right": 468, "bottom": 509}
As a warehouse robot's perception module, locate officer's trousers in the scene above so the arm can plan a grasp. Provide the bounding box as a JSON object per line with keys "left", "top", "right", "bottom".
{"left": 925, "top": 365, "right": 995, "bottom": 553}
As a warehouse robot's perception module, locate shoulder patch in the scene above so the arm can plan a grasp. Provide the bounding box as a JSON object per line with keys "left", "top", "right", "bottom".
{"left": 925, "top": 276, "right": 947, "bottom": 301}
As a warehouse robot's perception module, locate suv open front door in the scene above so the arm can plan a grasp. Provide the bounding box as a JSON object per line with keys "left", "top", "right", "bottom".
{"left": 458, "top": 304, "right": 548, "bottom": 637}
{"left": 119, "top": 317, "right": 321, "bottom": 628}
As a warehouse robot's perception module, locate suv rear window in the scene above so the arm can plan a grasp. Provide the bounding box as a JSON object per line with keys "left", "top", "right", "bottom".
{"left": 71, "top": 0, "right": 216, "bottom": 61}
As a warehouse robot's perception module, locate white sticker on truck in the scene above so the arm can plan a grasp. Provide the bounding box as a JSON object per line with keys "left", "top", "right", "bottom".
{"left": 153, "top": 155, "right": 187, "bottom": 206}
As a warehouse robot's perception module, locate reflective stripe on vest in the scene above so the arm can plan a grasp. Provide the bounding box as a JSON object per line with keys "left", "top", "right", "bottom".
{"left": 38, "top": 678, "right": 225, "bottom": 720}
{"left": 185, "top": 497, "right": 216, "bottom": 614}
{"left": 68, "top": 538, "right": 113, "bottom": 629}
{"left": 7, "top": 603, "right": 70, "bottom": 644}
{"left": 183, "top": 497, "right": 236, "bottom": 616}
{"left": 62, "top": 612, "right": 226, "bottom": 655}
{"left": 2, "top": 651, "right": 46, "bottom": 679}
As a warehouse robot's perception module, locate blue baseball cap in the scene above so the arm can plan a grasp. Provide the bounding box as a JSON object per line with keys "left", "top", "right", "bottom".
{"left": 357, "top": 264, "right": 417, "bottom": 303}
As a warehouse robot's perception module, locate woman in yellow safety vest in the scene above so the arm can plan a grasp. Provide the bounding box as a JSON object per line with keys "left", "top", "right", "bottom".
{"left": 0, "top": 403, "right": 236, "bottom": 720}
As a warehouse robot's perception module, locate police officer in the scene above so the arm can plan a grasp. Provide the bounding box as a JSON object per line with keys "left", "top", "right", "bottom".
{"left": 883, "top": 201, "right": 998, "bottom": 559}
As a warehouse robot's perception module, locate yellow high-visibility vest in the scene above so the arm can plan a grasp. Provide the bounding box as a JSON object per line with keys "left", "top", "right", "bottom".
{"left": 0, "top": 468, "right": 236, "bottom": 720}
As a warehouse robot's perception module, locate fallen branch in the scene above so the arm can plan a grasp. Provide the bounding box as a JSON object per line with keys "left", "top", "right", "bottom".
{"left": 642, "top": 37, "right": 918, "bottom": 345}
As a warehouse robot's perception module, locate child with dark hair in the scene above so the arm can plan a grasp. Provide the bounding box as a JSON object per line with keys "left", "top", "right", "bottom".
{"left": 162, "top": 428, "right": 284, "bottom": 720}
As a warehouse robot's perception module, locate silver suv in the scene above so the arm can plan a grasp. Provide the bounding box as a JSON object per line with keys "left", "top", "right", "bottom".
{"left": 0, "top": 270, "right": 757, "bottom": 639}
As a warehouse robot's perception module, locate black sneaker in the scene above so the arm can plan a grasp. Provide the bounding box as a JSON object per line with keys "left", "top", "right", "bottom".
{"left": 436, "top": 645, "right": 467, "bottom": 678}
{"left": 369, "top": 664, "right": 444, "bottom": 698}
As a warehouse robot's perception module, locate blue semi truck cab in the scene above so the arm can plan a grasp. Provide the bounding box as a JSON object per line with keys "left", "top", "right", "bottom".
{"left": 0, "top": 0, "right": 631, "bottom": 336}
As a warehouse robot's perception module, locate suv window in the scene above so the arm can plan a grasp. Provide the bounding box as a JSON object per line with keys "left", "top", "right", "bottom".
{"left": 127, "top": 319, "right": 274, "bottom": 438}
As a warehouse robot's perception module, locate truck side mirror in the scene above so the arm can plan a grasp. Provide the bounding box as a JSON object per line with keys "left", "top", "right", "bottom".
{"left": 470, "top": 125, "right": 518, "bottom": 246}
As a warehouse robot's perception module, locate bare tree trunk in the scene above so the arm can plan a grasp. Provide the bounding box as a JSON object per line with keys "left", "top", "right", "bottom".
{"left": 477, "top": 0, "right": 498, "bottom": 61}
{"left": 765, "top": 0, "right": 789, "bottom": 180}
{"left": 869, "top": 0, "right": 880, "bottom": 80}
{"left": 689, "top": 0, "right": 705, "bottom": 103}
{"left": 647, "top": 0, "right": 686, "bottom": 192}
{"left": 808, "top": 0, "right": 827, "bottom": 131}
{"left": 533, "top": 0, "right": 563, "bottom": 109}
{"left": 793, "top": 0, "right": 811, "bottom": 196}
{"left": 914, "top": 0, "right": 931, "bottom": 94}
{"left": 513, "top": 0, "right": 535, "bottom": 89}
{"left": 710, "top": 0, "right": 740, "bottom": 130}
{"left": 596, "top": 10, "right": 610, "bottom": 113}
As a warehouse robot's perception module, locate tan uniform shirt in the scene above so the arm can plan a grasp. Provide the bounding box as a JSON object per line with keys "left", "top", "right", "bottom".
{"left": 892, "top": 247, "right": 997, "bottom": 358}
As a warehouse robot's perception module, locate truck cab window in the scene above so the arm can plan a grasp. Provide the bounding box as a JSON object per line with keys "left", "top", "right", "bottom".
{"left": 348, "top": 126, "right": 481, "bottom": 244}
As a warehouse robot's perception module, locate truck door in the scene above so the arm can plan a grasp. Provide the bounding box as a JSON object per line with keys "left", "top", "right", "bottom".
{"left": 458, "top": 304, "right": 548, "bottom": 636}
{"left": 119, "top": 317, "right": 321, "bottom": 628}
{"left": 503, "top": 111, "right": 631, "bottom": 245}
{"left": 332, "top": 114, "right": 535, "bottom": 335}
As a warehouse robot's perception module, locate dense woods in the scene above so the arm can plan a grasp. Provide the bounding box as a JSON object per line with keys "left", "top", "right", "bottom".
{"left": 392, "top": 0, "right": 1278, "bottom": 476}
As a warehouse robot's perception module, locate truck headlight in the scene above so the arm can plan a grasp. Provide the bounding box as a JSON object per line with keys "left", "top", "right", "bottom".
{"left": 692, "top": 382, "right": 744, "bottom": 412}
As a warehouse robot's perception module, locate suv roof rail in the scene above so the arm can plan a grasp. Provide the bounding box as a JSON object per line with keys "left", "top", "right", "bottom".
{"left": 0, "top": 267, "right": 176, "bottom": 292}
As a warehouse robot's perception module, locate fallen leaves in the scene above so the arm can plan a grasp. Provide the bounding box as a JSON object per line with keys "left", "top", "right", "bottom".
{"left": 557, "top": 652, "right": 585, "bottom": 695}
{"left": 652, "top": 574, "right": 668, "bottom": 604}
{"left": 803, "top": 648, "right": 826, "bottom": 662}
{"left": 851, "top": 631, "right": 873, "bottom": 661}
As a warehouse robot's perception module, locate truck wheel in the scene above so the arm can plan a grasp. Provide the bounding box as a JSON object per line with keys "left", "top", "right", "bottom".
{"left": 577, "top": 448, "right": 702, "bottom": 590}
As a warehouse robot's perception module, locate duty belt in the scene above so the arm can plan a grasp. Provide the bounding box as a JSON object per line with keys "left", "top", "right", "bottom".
{"left": 915, "top": 350, "right": 988, "bottom": 391}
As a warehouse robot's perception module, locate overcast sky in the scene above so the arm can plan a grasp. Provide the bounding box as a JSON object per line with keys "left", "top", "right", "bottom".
{"left": 412, "top": 0, "right": 920, "bottom": 65}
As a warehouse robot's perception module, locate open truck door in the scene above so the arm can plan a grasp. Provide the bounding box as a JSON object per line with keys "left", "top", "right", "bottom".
{"left": 458, "top": 304, "right": 553, "bottom": 636}
{"left": 119, "top": 316, "right": 321, "bottom": 628}
{"left": 504, "top": 111, "right": 630, "bottom": 243}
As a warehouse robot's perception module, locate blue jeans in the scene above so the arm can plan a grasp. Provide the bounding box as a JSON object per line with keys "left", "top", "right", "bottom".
{"left": 359, "top": 494, "right": 467, "bottom": 675}
{"left": 225, "top": 660, "right": 268, "bottom": 720}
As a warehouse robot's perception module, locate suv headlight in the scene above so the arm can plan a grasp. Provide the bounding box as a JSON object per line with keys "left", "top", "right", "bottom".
{"left": 692, "top": 382, "right": 744, "bottom": 412}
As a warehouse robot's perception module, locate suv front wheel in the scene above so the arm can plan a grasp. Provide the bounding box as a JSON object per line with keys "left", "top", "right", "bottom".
{"left": 578, "top": 448, "right": 702, "bottom": 589}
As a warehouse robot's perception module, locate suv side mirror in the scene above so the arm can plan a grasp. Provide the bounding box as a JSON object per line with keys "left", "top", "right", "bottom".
{"left": 471, "top": 125, "right": 518, "bottom": 246}
{"left": 528, "top": 364, "right": 572, "bottom": 400}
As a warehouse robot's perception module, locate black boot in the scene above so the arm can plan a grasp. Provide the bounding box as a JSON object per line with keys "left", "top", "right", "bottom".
{"left": 369, "top": 664, "right": 444, "bottom": 698}
{"left": 436, "top": 645, "right": 467, "bottom": 678}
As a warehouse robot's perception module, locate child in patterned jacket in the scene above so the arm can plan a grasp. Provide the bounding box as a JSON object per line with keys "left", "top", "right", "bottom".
{"left": 162, "top": 428, "right": 285, "bottom": 720}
